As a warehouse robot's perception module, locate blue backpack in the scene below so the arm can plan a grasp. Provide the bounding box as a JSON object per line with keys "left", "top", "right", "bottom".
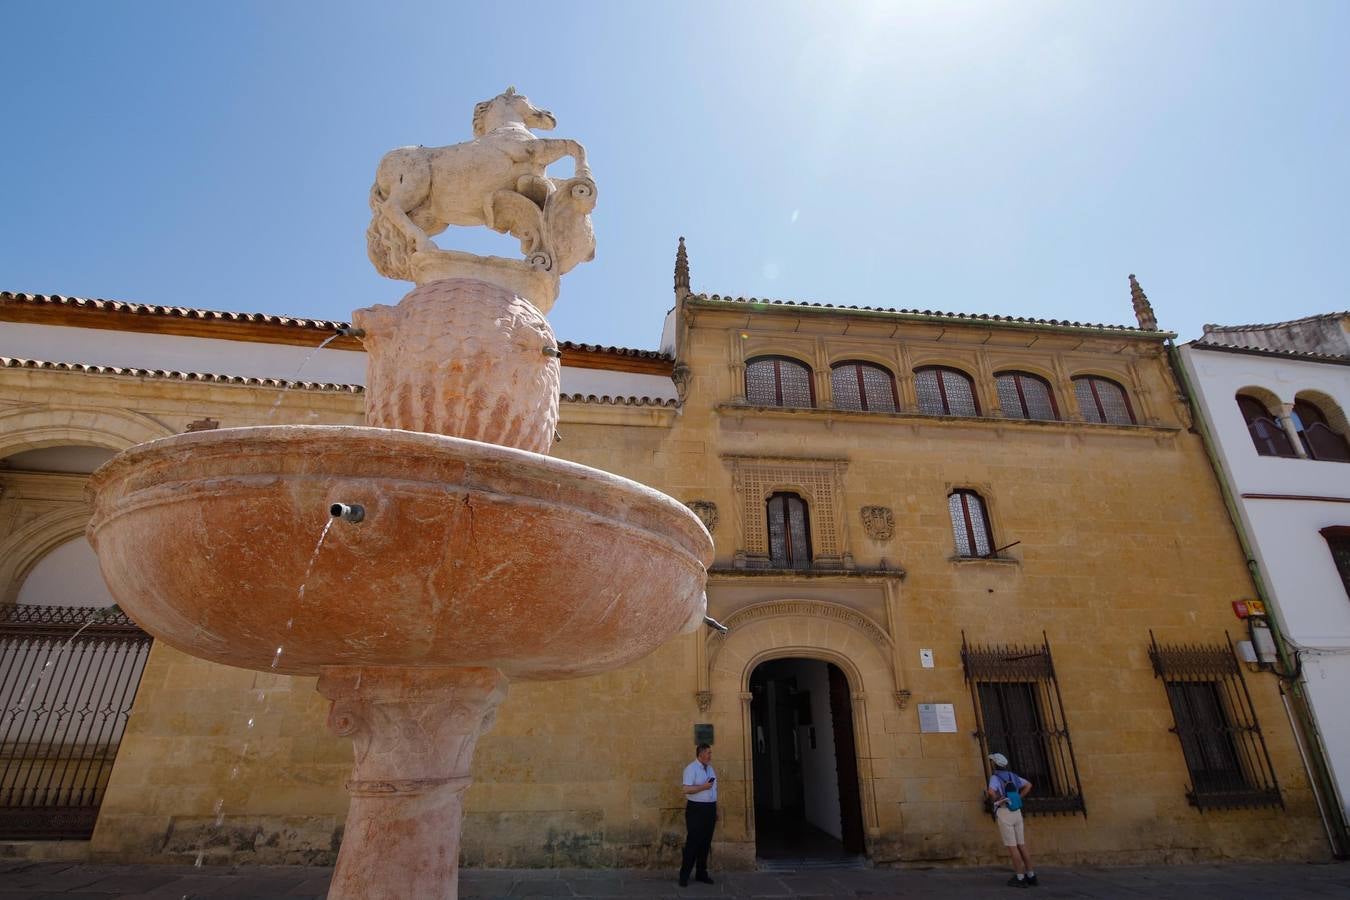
{"left": 997, "top": 771, "right": 1023, "bottom": 812}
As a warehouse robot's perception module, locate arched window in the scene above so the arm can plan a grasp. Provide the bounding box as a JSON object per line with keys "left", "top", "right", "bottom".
{"left": 1293, "top": 399, "right": 1350, "bottom": 462}
{"left": 915, "top": 366, "right": 980, "bottom": 416}
{"left": 995, "top": 372, "right": 1059, "bottom": 421}
{"left": 746, "top": 356, "right": 815, "bottom": 408}
{"left": 948, "top": 490, "right": 994, "bottom": 558}
{"left": 831, "top": 361, "right": 898, "bottom": 412}
{"left": 766, "top": 492, "right": 812, "bottom": 569}
{"left": 1073, "top": 376, "right": 1136, "bottom": 425}
{"left": 1236, "top": 394, "right": 1296, "bottom": 458}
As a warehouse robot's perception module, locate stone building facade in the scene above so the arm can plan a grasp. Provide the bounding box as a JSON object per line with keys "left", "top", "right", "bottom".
{"left": 0, "top": 266, "right": 1335, "bottom": 868}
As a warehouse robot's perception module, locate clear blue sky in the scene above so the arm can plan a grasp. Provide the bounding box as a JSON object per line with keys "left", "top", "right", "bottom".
{"left": 3, "top": 1, "right": 1347, "bottom": 350}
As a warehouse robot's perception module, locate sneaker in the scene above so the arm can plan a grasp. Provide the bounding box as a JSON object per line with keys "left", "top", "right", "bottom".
{"left": 1007, "top": 876, "right": 1029, "bottom": 888}
{"left": 695, "top": 874, "right": 715, "bottom": 884}
{"left": 678, "top": 875, "right": 689, "bottom": 887}
{"left": 1026, "top": 873, "right": 1038, "bottom": 886}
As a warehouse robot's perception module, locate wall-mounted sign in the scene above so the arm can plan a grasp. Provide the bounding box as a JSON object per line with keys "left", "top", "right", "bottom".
{"left": 1232, "top": 599, "right": 1267, "bottom": 619}
{"left": 918, "top": 703, "right": 957, "bottom": 733}
{"left": 694, "top": 723, "right": 714, "bottom": 746}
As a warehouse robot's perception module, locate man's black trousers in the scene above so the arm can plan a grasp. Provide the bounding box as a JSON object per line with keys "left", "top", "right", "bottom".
{"left": 680, "top": 800, "right": 717, "bottom": 878}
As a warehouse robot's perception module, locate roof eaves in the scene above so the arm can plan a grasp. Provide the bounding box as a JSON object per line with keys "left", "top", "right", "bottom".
{"left": 0, "top": 356, "right": 366, "bottom": 391}
{"left": 687, "top": 293, "right": 1174, "bottom": 339}
{"left": 1186, "top": 341, "right": 1350, "bottom": 367}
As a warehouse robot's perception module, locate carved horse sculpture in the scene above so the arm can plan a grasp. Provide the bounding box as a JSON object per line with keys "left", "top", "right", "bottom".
{"left": 367, "top": 88, "right": 594, "bottom": 282}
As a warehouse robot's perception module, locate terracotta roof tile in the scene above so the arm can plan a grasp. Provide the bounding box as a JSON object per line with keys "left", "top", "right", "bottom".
{"left": 556, "top": 340, "right": 670, "bottom": 360}
{"left": 560, "top": 392, "right": 678, "bottom": 407}
{"left": 0, "top": 356, "right": 365, "bottom": 391}
{"left": 690, "top": 292, "right": 1164, "bottom": 334}
{"left": 2, "top": 290, "right": 352, "bottom": 331}
{"left": 1187, "top": 341, "right": 1350, "bottom": 366}
{"left": 1, "top": 356, "right": 678, "bottom": 405}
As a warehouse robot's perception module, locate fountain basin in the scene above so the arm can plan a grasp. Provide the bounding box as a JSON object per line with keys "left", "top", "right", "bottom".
{"left": 86, "top": 425, "right": 712, "bottom": 679}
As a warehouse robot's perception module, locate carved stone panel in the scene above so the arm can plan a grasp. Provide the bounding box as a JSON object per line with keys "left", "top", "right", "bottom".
{"left": 686, "top": 500, "right": 718, "bottom": 533}
{"left": 724, "top": 456, "right": 848, "bottom": 567}
{"left": 860, "top": 506, "right": 894, "bottom": 541}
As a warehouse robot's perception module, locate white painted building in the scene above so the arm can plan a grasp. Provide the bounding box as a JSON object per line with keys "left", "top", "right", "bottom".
{"left": 1177, "top": 313, "right": 1350, "bottom": 837}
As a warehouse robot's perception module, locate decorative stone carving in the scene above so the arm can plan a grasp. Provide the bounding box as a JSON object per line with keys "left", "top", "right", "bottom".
{"left": 894, "top": 689, "right": 912, "bottom": 710}
{"left": 366, "top": 87, "right": 595, "bottom": 312}
{"left": 704, "top": 599, "right": 895, "bottom": 678}
{"left": 861, "top": 505, "right": 894, "bottom": 541}
{"left": 318, "top": 667, "right": 508, "bottom": 899}
{"left": 354, "top": 280, "right": 559, "bottom": 453}
{"left": 696, "top": 691, "right": 712, "bottom": 713}
{"left": 184, "top": 417, "right": 219, "bottom": 432}
{"left": 671, "top": 362, "right": 692, "bottom": 402}
{"left": 686, "top": 500, "right": 718, "bottom": 533}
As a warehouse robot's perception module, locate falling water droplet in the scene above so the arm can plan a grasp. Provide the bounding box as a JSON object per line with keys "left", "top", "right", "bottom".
{"left": 194, "top": 852, "right": 204, "bottom": 868}
{"left": 230, "top": 766, "right": 239, "bottom": 780}
{"left": 271, "top": 646, "right": 284, "bottom": 668}
{"left": 247, "top": 717, "right": 255, "bottom": 728}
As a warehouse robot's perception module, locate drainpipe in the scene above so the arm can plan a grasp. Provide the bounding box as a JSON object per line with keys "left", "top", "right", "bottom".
{"left": 1168, "top": 341, "right": 1349, "bottom": 858}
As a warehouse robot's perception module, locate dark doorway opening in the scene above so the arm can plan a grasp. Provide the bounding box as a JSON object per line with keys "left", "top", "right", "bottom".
{"left": 750, "top": 658, "right": 865, "bottom": 862}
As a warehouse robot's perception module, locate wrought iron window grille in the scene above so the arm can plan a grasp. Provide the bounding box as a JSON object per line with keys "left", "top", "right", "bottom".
{"left": 0, "top": 603, "right": 152, "bottom": 839}
{"left": 1147, "top": 631, "right": 1282, "bottom": 812}
{"left": 961, "top": 632, "right": 1086, "bottom": 816}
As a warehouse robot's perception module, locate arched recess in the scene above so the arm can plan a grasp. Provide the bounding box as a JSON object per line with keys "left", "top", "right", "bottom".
{"left": 0, "top": 506, "right": 95, "bottom": 604}
{"left": 703, "top": 599, "right": 897, "bottom": 848}
{"left": 0, "top": 406, "right": 172, "bottom": 459}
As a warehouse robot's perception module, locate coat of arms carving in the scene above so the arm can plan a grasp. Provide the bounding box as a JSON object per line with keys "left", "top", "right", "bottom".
{"left": 861, "top": 505, "right": 894, "bottom": 541}
{"left": 686, "top": 500, "right": 718, "bottom": 533}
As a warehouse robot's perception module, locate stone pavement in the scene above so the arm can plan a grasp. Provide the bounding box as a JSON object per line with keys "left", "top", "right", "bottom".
{"left": 0, "top": 860, "right": 1346, "bottom": 899}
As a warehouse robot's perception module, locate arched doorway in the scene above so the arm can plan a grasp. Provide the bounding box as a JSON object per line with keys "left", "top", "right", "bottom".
{"left": 749, "top": 657, "right": 865, "bottom": 862}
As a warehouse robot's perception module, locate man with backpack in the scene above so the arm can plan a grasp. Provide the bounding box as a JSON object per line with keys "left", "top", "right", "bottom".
{"left": 986, "top": 752, "right": 1038, "bottom": 888}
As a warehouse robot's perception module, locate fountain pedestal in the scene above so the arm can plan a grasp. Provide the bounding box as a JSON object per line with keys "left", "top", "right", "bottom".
{"left": 319, "top": 667, "right": 509, "bottom": 900}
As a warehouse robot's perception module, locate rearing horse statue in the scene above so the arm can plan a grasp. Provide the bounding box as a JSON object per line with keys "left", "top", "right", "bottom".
{"left": 367, "top": 88, "right": 594, "bottom": 282}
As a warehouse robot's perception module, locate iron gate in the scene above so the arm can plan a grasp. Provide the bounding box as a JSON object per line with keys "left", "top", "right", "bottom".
{"left": 0, "top": 603, "right": 151, "bottom": 839}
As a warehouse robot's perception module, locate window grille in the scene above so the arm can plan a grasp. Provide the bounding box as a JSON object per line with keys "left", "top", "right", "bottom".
{"left": 0, "top": 604, "right": 152, "bottom": 839}
{"left": 1073, "top": 376, "right": 1136, "bottom": 425}
{"left": 830, "top": 362, "right": 898, "bottom": 412}
{"left": 948, "top": 490, "right": 994, "bottom": 558}
{"left": 1292, "top": 400, "right": 1350, "bottom": 462}
{"left": 962, "top": 632, "right": 1086, "bottom": 816}
{"left": 1319, "top": 527, "right": 1350, "bottom": 599}
{"left": 996, "top": 372, "right": 1058, "bottom": 421}
{"left": 1236, "top": 395, "right": 1297, "bottom": 458}
{"left": 766, "top": 492, "right": 812, "bottom": 569}
{"left": 915, "top": 366, "right": 979, "bottom": 416}
{"left": 1147, "top": 632, "right": 1282, "bottom": 811}
{"left": 746, "top": 357, "right": 815, "bottom": 408}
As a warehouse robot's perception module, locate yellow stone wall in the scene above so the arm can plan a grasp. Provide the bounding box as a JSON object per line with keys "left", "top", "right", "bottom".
{"left": 0, "top": 299, "right": 1331, "bottom": 867}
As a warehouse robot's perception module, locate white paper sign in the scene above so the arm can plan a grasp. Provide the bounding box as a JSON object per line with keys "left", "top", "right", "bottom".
{"left": 918, "top": 703, "right": 958, "bottom": 733}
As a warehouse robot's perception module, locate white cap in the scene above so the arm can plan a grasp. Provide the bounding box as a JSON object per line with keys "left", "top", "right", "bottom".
{"left": 988, "top": 752, "right": 1009, "bottom": 767}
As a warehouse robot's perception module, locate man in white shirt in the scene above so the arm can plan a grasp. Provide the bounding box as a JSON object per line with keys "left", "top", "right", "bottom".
{"left": 678, "top": 743, "right": 717, "bottom": 887}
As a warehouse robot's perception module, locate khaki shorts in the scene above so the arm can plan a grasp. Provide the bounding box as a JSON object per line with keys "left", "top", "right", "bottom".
{"left": 996, "top": 807, "right": 1025, "bottom": 846}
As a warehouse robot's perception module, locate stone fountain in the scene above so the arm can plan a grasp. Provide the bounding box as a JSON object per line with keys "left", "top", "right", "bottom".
{"left": 86, "top": 89, "right": 712, "bottom": 899}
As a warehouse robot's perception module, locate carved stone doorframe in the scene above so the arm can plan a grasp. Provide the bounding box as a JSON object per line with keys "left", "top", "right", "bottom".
{"left": 703, "top": 600, "right": 900, "bottom": 850}
{"left": 736, "top": 646, "right": 881, "bottom": 851}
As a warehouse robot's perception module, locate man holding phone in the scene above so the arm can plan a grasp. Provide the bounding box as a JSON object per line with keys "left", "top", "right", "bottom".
{"left": 678, "top": 742, "right": 717, "bottom": 887}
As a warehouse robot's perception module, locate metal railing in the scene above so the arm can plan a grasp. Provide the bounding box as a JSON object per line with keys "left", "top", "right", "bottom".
{"left": 0, "top": 604, "right": 151, "bottom": 839}
{"left": 962, "top": 632, "right": 1086, "bottom": 816}
{"left": 1148, "top": 631, "right": 1282, "bottom": 811}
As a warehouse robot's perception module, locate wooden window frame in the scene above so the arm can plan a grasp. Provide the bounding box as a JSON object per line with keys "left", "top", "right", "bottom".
{"left": 961, "top": 632, "right": 1086, "bottom": 816}
{"left": 1236, "top": 394, "right": 1297, "bottom": 458}
{"left": 746, "top": 356, "right": 816, "bottom": 409}
{"left": 995, "top": 371, "right": 1059, "bottom": 421}
{"left": 948, "top": 489, "right": 995, "bottom": 558}
{"left": 1148, "top": 632, "right": 1282, "bottom": 811}
{"left": 1292, "top": 399, "right": 1350, "bottom": 462}
{"left": 765, "top": 491, "right": 812, "bottom": 570}
{"left": 1320, "top": 526, "right": 1350, "bottom": 599}
{"left": 830, "top": 360, "right": 899, "bottom": 412}
{"left": 1073, "top": 375, "right": 1136, "bottom": 425}
{"left": 915, "top": 366, "right": 981, "bottom": 417}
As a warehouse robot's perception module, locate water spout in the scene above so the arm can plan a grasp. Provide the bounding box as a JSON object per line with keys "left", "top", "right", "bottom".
{"left": 336, "top": 326, "right": 366, "bottom": 338}
{"left": 703, "top": 615, "right": 728, "bottom": 634}
{"left": 542, "top": 346, "right": 562, "bottom": 358}
{"left": 330, "top": 503, "right": 365, "bottom": 523}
